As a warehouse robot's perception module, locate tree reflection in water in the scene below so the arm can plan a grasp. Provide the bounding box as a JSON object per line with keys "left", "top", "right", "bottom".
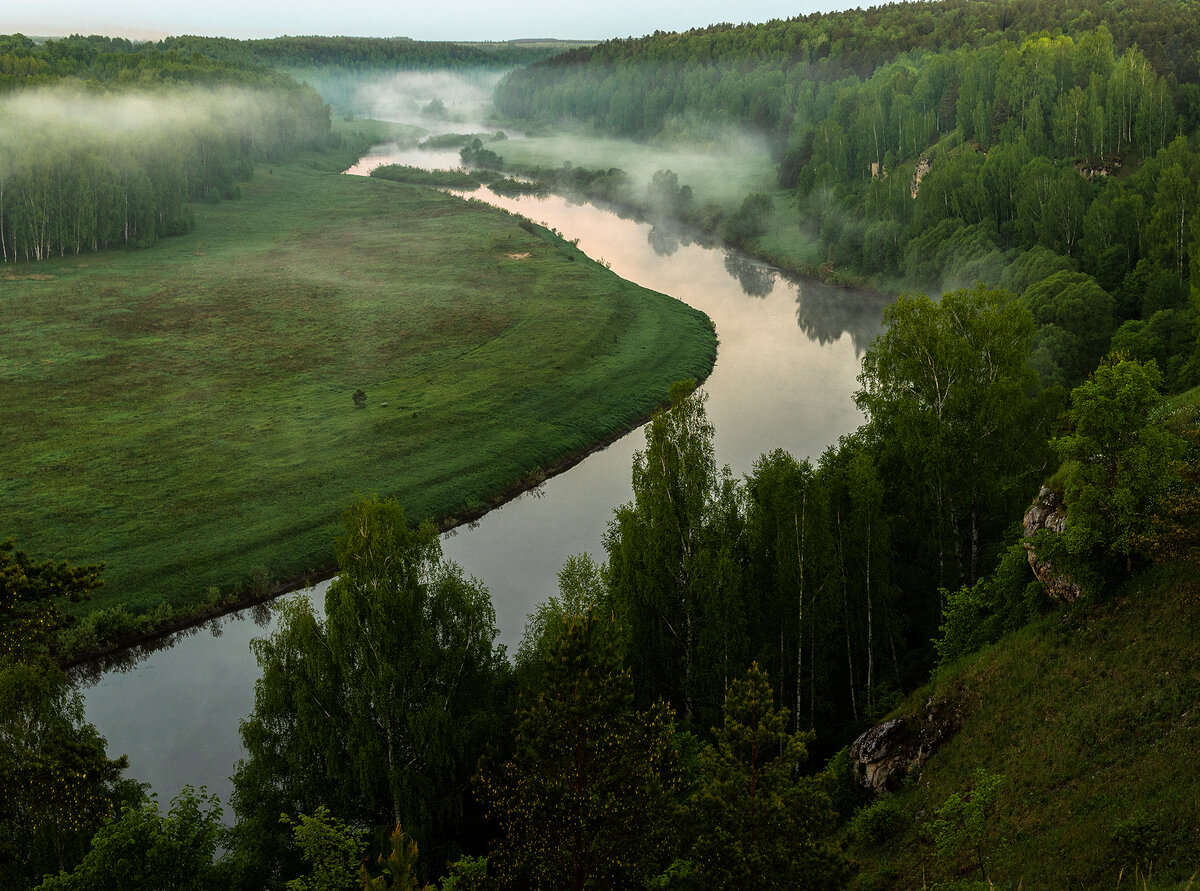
{"left": 723, "top": 253, "right": 777, "bottom": 298}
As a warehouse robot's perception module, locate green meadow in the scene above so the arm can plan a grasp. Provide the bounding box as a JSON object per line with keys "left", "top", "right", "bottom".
{"left": 1, "top": 152, "right": 715, "bottom": 627}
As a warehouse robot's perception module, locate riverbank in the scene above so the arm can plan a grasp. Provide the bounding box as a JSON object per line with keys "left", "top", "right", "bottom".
{"left": 471, "top": 130, "right": 891, "bottom": 294}
{"left": 6, "top": 146, "right": 715, "bottom": 665}
{"left": 60, "top": 392, "right": 691, "bottom": 671}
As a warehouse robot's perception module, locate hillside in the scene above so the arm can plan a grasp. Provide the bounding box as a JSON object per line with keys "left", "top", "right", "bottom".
{"left": 845, "top": 566, "right": 1200, "bottom": 888}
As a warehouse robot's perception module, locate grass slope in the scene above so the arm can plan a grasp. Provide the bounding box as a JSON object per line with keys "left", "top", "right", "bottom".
{"left": 1, "top": 152, "right": 715, "bottom": 625}
{"left": 848, "top": 572, "right": 1200, "bottom": 889}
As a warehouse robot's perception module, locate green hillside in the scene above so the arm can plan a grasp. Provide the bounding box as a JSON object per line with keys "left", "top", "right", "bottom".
{"left": 846, "top": 567, "right": 1200, "bottom": 889}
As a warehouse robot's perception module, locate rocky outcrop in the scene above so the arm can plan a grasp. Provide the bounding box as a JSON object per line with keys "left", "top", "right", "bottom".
{"left": 1022, "top": 485, "right": 1083, "bottom": 602}
{"left": 910, "top": 154, "right": 932, "bottom": 198}
{"left": 849, "top": 690, "right": 966, "bottom": 792}
{"left": 1076, "top": 157, "right": 1122, "bottom": 179}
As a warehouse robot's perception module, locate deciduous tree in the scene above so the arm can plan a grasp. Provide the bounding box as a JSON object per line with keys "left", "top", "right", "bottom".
{"left": 232, "top": 496, "right": 506, "bottom": 885}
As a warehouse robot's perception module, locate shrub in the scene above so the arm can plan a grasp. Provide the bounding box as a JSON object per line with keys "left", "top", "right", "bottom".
{"left": 847, "top": 796, "right": 910, "bottom": 848}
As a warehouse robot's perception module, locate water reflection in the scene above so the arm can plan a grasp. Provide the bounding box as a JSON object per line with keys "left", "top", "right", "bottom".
{"left": 72, "top": 596, "right": 282, "bottom": 687}
{"left": 723, "top": 253, "right": 777, "bottom": 299}
{"left": 792, "top": 276, "right": 890, "bottom": 354}
{"left": 647, "top": 224, "right": 685, "bottom": 257}
{"left": 82, "top": 160, "right": 889, "bottom": 817}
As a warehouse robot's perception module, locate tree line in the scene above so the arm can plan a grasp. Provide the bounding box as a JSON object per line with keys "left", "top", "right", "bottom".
{"left": 0, "top": 44, "right": 333, "bottom": 263}
{"left": 496, "top": 0, "right": 1200, "bottom": 142}
{"left": 494, "top": 4, "right": 1200, "bottom": 399}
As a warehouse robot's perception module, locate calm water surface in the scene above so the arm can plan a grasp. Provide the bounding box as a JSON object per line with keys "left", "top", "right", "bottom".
{"left": 80, "top": 147, "right": 888, "bottom": 812}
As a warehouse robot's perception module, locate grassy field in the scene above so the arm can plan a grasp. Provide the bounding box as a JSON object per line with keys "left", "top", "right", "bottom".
{"left": 1, "top": 143, "right": 715, "bottom": 630}
{"left": 846, "top": 570, "right": 1200, "bottom": 889}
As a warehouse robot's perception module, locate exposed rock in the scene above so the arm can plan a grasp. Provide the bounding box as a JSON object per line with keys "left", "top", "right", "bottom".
{"left": 1022, "top": 485, "right": 1083, "bottom": 602}
{"left": 849, "top": 690, "right": 966, "bottom": 793}
{"left": 910, "top": 154, "right": 932, "bottom": 198}
{"left": 1076, "top": 157, "right": 1122, "bottom": 179}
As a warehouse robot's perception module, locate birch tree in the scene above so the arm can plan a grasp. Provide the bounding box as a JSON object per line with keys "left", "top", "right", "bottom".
{"left": 232, "top": 495, "right": 505, "bottom": 884}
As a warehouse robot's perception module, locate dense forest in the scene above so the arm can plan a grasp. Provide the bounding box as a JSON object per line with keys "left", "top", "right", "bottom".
{"left": 0, "top": 36, "right": 332, "bottom": 262}
{"left": 5, "top": 0, "right": 1200, "bottom": 887}
{"left": 495, "top": 0, "right": 1200, "bottom": 397}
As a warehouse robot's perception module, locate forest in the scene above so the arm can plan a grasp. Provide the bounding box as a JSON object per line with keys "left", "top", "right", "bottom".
{"left": 0, "top": 37, "right": 332, "bottom": 262}
{"left": 495, "top": 1, "right": 1200, "bottom": 400}
{"left": 5, "top": 1, "right": 1200, "bottom": 887}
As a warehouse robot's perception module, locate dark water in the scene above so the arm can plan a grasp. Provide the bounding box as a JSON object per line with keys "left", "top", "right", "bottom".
{"left": 80, "top": 151, "right": 888, "bottom": 813}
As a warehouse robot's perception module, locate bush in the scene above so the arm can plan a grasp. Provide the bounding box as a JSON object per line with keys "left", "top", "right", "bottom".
{"left": 934, "top": 542, "right": 1046, "bottom": 670}
{"left": 847, "top": 796, "right": 910, "bottom": 848}
{"left": 1110, "top": 810, "right": 1167, "bottom": 876}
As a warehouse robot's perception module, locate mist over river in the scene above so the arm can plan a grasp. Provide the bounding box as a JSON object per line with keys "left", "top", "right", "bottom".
{"left": 80, "top": 144, "right": 889, "bottom": 813}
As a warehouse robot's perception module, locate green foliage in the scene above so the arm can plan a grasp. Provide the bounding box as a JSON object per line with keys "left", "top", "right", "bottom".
{"left": 35, "top": 786, "right": 225, "bottom": 891}
{"left": 370, "top": 165, "right": 484, "bottom": 189}
{"left": 156, "top": 34, "right": 562, "bottom": 72}
{"left": 722, "top": 193, "right": 773, "bottom": 245}
{"left": 479, "top": 613, "right": 681, "bottom": 890}
{"left": 0, "top": 540, "right": 103, "bottom": 663}
{"left": 857, "top": 285, "right": 1055, "bottom": 603}
{"left": 1109, "top": 810, "right": 1172, "bottom": 878}
{"left": 925, "top": 769, "right": 1006, "bottom": 884}
{"left": 743, "top": 447, "right": 837, "bottom": 732}
{"left": 232, "top": 496, "right": 507, "bottom": 884}
{"left": 685, "top": 664, "right": 851, "bottom": 890}
{"left": 1024, "top": 271, "right": 1115, "bottom": 383}
{"left": 934, "top": 543, "right": 1047, "bottom": 670}
{"left": 0, "top": 658, "right": 141, "bottom": 888}
{"left": 846, "top": 795, "right": 911, "bottom": 849}
{"left": 362, "top": 823, "right": 435, "bottom": 891}
{"left": 459, "top": 138, "right": 503, "bottom": 170}
{"left": 605, "top": 381, "right": 743, "bottom": 727}
{"left": 282, "top": 807, "right": 366, "bottom": 891}
{"left": 515, "top": 553, "right": 609, "bottom": 671}
{"left": 1053, "top": 357, "right": 1185, "bottom": 581}
{"left": 436, "top": 855, "right": 488, "bottom": 891}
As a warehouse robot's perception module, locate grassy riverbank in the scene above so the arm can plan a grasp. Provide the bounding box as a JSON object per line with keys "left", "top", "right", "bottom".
{"left": 2, "top": 144, "right": 715, "bottom": 640}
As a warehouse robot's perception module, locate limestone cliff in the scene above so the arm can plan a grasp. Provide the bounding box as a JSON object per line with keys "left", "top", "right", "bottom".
{"left": 848, "top": 687, "right": 966, "bottom": 793}
{"left": 1022, "top": 485, "right": 1083, "bottom": 602}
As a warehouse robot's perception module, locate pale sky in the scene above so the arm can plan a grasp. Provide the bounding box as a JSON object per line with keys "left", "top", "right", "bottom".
{"left": 2, "top": 1, "right": 845, "bottom": 43}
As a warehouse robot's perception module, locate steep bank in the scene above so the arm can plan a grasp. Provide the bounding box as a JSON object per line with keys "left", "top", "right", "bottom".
{"left": 846, "top": 567, "right": 1200, "bottom": 888}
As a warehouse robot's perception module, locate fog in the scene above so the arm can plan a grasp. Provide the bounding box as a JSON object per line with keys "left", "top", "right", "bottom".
{"left": 0, "top": 84, "right": 324, "bottom": 157}
{"left": 352, "top": 69, "right": 506, "bottom": 125}
{"left": 498, "top": 126, "right": 777, "bottom": 211}
{"left": 0, "top": 83, "right": 328, "bottom": 261}
{"left": 332, "top": 67, "right": 776, "bottom": 213}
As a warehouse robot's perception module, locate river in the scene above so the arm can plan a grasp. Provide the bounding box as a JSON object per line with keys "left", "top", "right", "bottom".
{"left": 80, "top": 141, "right": 888, "bottom": 813}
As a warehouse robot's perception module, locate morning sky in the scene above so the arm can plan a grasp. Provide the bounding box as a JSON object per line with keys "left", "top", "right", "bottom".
{"left": 1, "top": 1, "right": 844, "bottom": 43}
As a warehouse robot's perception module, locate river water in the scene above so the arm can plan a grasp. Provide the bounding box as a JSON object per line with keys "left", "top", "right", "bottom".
{"left": 80, "top": 143, "right": 888, "bottom": 813}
